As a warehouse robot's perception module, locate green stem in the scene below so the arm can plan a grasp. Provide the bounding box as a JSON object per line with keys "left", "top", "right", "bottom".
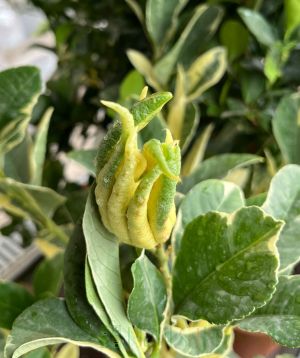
{"left": 152, "top": 244, "right": 173, "bottom": 356}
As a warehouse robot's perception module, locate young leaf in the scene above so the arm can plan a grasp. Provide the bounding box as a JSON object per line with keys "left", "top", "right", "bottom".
{"left": 4, "top": 298, "right": 121, "bottom": 358}
{"left": 0, "top": 66, "right": 42, "bottom": 154}
{"left": 154, "top": 5, "right": 224, "bottom": 85}
{"left": 0, "top": 282, "right": 34, "bottom": 330}
{"left": 238, "top": 8, "right": 277, "bottom": 47}
{"left": 178, "top": 154, "right": 263, "bottom": 194}
{"left": 33, "top": 253, "right": 64, "bottom": 299}
{"left": 67, "top": 149, "right": 97, "bottom": 176}
{"left": 139, "top": 116, "right": 166, "bottom": 144}
{"left": 172, "top": 179, "right": 245, "bottom": 253}
{"left": 83, "top": 188, "right": 143, "bottom": 358}
{"left": 173, "top": 207, "right": 282, "bottom": 324}
{"left": 31, "top": 108, "right": 53, "bottom": 185}
{"left": 262, "top": 164, "right": 300, "bottom": 272}
{"left": 127, "top": 253, "right": 167, "bottom": 341}
{"left": 145, "top": 0, "right": 187, "bottom": 48}
{"left": 163, "top": 324, "right": 225, "bottom": 357}
{"left": 237, "top": 275, "right": 300, "bottom": 348}
{"left": 186, "top": 47, "right": 227, "bottom": 102}
{"left": 272, "top": 93, "right": 300, "bottom": 165}
{"left": 131, "top": 91, "right": 172, "bottom": 130}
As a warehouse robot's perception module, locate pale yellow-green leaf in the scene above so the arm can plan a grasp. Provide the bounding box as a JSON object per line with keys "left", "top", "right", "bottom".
{"left": 167, "top": 66, "right": 187, "bottom": 140}
{"left": 55, "top": 344, "right": 79, "bottom": 358}
{"left": 187, "top": 47, "right": 227, "bottom": 101}
{"left": 182, "top": 124, "right": 214, "bottom": 176}
{"left": 127, "top": 50, "right": 161, "bottom": 91}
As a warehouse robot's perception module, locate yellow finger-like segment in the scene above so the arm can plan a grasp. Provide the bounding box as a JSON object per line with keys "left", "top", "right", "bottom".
{"left": 148, "top": 176, "right": 177, "bottom": 244}
{"left": 101, "top": 100, "right": 134, "bottom": 135}
{"left": 95, "top": 141, "right": 124, "bottom": 231}
{"left": 127, "top": 166, "right": 161, "bottom": 249}
{"left": 107, "top": 131, "right": 143, "bottom": 244}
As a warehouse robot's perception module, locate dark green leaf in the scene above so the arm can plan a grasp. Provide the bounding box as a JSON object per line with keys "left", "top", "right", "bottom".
{"left": 0, "top": 282, "right": 34, "bottom": 330}
{"left": 273, "top": 93, "right": 300, "bottom": 165}
{"left": 154, "top": 5, "right": 224, "bottom": 84}
{"left": 33, "top": 253, "right": 64, "bottom": 299}
{"left": 220, "top": 20, "right": 249, "bottom": 61}
{"left": 128, "top": 253, "right": 167, "bottom": 341}
{"left": 64, "top": 225, "right": 117, "bottom": 350}
{"left": 173, "top": 207, "right": 282, "bottom": 324}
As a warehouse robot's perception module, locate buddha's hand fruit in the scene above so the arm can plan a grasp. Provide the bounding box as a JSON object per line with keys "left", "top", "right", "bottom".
{"left": 95, "top": 90, "right": 181, "bottom": 249}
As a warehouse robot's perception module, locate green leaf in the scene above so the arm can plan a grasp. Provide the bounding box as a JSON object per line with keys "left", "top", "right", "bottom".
{"left": 23, "top": 348, "right": 50, "bottom": 358}
{"left": 131, "top": 91, "right": 172, "bottom": 130}
{"left": 83, "top": 188, "right": 143, "bottom": 358}
{"left": 186, "top": 47, "right": 227, "bottom": 101}
{"left": 145, "top": 0, "right": 187, "bottom": 47}
{"left": 241, "top": 72, "right": 265, "bottom": 105}
{"left": 164, "top": 324, "right": 225, "bottom": 357}
{"left": 67, "top": 149, "right": 97, "bottom": 175}
{"left": 31, "top": 108, "right": 53, "bottom": 185}
{"left": 128, "top": 253, "right": 167, "bottom": 341}
{"left": 262, "top": 164, "right": 300, "bottom": 271}
{"left": 220, "top": 20, "right": 249, "bottom": 61}
{"left": 127, "top": 50, "right": 161, "bottom": 91}
{"left": 0, "top": 66, "right": 42, "bottom": 154}
{"left": 4, "top": 298, "right": 121, "bottom": 358}
{"left": 237, "top": 275, "right": 300, "bottom": 348}
{"left": 4, "top": 134, "right": 33, "bottom": 183}
{"left": 154, "top": 5, "right": 224, "bottom": 84}
{"left": 284, "top": 0, "right": 300, "bottom": 38}
{"left": 139, "top": 115, "right": 166, "bottom": 144}
{"left": 238, "top": 7, "right": 277, "bottom": 47}
{"left": 64, "top": 225, "right": 118, "bottom": 350}
{"left": 178, "top": 154, "right": 263, "bottom": 194}
{"left": 172, "top": 179, "right": 245, "bottom": 253}
{"left": 120, "top": 70, "right": 145, "bottom": 100}
{"left": 246, "top": 192, "right": 267, "bottom": 207}
{"left": 272, "top": 93, "right": 300, "bottom": 165}
{"left": 173, "top": 206, "right": 282, "bottom": 324}
{"left": 0, "top": 282, "right": 34, "bottom": 330}
{"left": 33, "top": 253, "right": 64, "bottom": 299}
